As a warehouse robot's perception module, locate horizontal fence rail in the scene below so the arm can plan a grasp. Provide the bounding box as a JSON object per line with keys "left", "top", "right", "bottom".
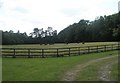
{"left": 2, "top": 44, "right": 120, "bottom": 58}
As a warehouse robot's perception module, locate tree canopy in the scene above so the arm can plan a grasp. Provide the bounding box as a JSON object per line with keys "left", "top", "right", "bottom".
{"left": 58, "top": 13, "right": 120, "bottom": 43}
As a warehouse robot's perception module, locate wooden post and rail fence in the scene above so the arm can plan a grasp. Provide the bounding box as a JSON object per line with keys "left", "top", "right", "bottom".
{"left": 2, "top": 44, "right": 120, "bottom": 58}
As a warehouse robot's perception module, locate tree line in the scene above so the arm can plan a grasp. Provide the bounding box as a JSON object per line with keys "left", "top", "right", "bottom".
{"left": 2, "top": 12, "right": 120, "bottom": 45}
{"left": 58, "top": 12, "right": 120, "bottom": 43}
{"left": 2, "top": 27, "right": 58, "bottom": 45}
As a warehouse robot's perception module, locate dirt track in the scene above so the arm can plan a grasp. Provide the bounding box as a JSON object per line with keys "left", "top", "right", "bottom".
{"left": 61, "top": 55, "right": 118, "bottom": 81}
{"left": 98, "top": 59, "right": 118, "bottom": 81}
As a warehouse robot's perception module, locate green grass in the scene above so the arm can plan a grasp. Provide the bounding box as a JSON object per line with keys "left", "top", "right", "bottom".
{"left": 2, "top": 51, "right": 118, "bottom": 81}
{"left": 76, "top": 54, "right": 118, "bottom": 81}
{"left": 110, "top": 62, "right": 118, "bottom": 81}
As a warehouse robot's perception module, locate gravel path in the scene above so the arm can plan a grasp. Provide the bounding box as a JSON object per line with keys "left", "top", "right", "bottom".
{"left": 61, "top": 55, "right": 118, "bottom": 81}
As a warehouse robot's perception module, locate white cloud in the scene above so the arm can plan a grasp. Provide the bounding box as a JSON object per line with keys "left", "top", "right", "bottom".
{"left": 0, "top": 0, "right": 119, "bottom": 34}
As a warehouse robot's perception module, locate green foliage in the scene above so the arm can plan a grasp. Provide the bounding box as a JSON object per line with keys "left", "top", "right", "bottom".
{"left": 2, "top": 31, "right": 29, "bottom": 45}
{"left": 2, "top": 28, "right": 58, "bottom": 45}
{"left": 58, "top": 13, "right": 120, "bottom": 42}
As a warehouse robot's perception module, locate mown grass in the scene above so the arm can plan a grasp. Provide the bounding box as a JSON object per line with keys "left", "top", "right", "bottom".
{"left": 2, "top": 51, "right": 118, "bottom": 81}
{"left": 76, "top": 54, "right": 118, "bottom": 81}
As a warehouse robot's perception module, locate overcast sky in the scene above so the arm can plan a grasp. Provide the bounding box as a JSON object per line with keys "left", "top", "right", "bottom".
{"left": 0, "top": 0, "right": 119, "bottom": 34}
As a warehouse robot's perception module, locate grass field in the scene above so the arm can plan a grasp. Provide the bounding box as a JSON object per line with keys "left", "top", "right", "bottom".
{"left": 2, "top": 51, "right": 118, "bottom": 81}
{"left": 2, "top": 42, "right": 118, "bottom": 49}
{"left": 2, "top": 42, "right": 119, "bottom": 81}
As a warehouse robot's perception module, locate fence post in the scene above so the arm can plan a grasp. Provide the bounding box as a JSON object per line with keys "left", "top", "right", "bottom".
{"left": 13, "top": 49, "right": 16, "bottom": 58}
{"left": 97, "top": 46, "right": 98, "bottom": 52}
{"left": 42, "top": 49, "right": 44, "bottom": 58}
{"left": 78, "top": 47, "right": 80, "bottom": 55}
{"left": 57, "top": 49, "right": 59, "bottom": 57}
{"left": 111, "top": 44, "right": 113, "bottom": 50}
{"left": 104, "top": 45, "right": 106, "bottom": 52}
{"left": 88, "top": 46, "right": 90, "bottom": 53}
{"left": 28, "top": 49, "right": 31, "bottom": 58}
{"left": 118, "top": 42, "right": 120, "bottom": 50}
{"left": 69, "top": 48, "right": 70, "bottom": 56}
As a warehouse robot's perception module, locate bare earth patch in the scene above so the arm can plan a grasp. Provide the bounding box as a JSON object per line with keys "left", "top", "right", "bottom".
{"left": 61, "top": 55, "right": 118, "bottom": 81}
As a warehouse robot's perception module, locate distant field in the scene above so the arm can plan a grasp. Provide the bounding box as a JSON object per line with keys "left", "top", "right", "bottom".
{"left": 2, "top": 51, "right": 118, "bottom": 81}
{"left": 2, "top": 42, "right": 118, "bottom": 48}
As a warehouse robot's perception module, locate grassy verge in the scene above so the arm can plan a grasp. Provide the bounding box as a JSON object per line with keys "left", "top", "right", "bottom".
{"left": 110, "top": 62, "right": 118, "bottom": 81}
{"left": 76, "top": 54, "right": 118, "bottom": 81}
{"left": 3, "top": 51, "right": 118, "bottom": 81}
